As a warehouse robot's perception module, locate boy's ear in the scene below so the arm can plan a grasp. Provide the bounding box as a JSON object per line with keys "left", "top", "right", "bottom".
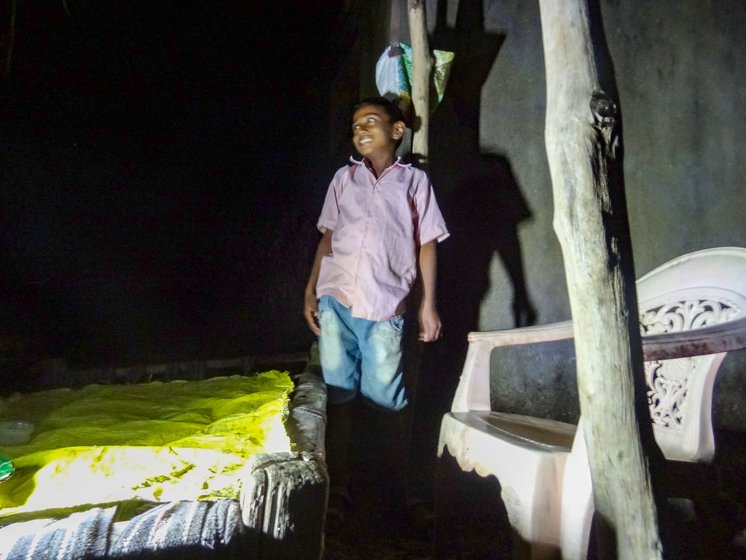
{"left": 392, "top": 121, "right": 406, "bottom": 139}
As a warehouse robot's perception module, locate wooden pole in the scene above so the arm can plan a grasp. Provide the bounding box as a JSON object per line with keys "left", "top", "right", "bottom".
{"left": 537, "top": 1, "right": 663, "bottom": 558}
{"left": 407, "top": 0, "right": 431, "bottom": 162}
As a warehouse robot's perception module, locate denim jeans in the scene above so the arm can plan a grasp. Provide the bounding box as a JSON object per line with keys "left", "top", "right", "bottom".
{"left": 317, "top": 295, "right": 407, "bottom": 411}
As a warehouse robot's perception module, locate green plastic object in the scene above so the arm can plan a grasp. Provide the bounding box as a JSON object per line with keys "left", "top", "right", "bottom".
{"left": 0, "top": 456, "right": 13, "bottom": 482}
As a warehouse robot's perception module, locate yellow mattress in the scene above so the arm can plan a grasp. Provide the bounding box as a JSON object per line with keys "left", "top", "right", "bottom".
{"left": 0, "top": 370, "right": 293, "bottom": 518}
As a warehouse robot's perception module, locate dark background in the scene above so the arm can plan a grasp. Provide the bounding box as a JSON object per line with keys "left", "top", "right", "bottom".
{"left": 1, "top": 1, "right": 353, "bottom": 368}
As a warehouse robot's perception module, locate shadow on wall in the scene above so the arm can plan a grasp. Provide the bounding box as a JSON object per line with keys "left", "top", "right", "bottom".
{"left": 438, "top": 152, "right": 536, "bottom": 338}
{"left": 406, "top": 0, "right": 536, "bottom": 502}
{"left": 427, "top": 0, "right": 536, "bottom": 390}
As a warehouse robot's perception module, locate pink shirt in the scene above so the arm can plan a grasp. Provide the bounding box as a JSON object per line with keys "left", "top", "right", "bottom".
{"left": 316, "top": 157, "right": 449, "bottom": 321}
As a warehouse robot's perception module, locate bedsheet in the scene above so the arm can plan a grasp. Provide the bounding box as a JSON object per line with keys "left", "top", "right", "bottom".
{"left": 0, "top": 371, "right": 293, "bottom": 519}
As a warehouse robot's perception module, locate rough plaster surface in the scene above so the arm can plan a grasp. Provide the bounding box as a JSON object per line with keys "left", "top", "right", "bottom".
{"left": 437, "top": 0, "right": 746, "bottom": 328}
{"left": 424, "top": 0, "right": 746, "bottom": 425}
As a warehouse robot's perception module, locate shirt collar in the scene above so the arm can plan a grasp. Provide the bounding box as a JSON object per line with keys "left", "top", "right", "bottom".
{"left": 348, "top": 156, "right": 412, "bottom": 169}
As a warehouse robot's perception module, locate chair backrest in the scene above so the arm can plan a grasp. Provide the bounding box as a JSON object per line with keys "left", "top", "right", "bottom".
{"left": 559, "top": 248, "right": 746, "bottom": 559}
{"left": 636, "top": 247, "right": 746, "bottom": 461}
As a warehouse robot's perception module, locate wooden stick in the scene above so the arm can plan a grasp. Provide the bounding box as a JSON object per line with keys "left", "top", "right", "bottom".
{"left": 407, "top": 0, "right": 431, "bottom": 163}
{"left": 538, "top": 1, "right": 663, "bottom": 557}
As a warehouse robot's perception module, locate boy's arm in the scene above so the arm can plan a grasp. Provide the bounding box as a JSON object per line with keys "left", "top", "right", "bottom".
{"left": 418, "top": 240, "right": 442, "bottom": 342}
{"left": 304, "top": 229, "right": 333, "bottom": 336}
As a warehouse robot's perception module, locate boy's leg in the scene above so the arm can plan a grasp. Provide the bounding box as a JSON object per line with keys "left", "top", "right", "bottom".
{"left": 325, "top": 400, "right": 353, "bottom": 491}
{"left": 357, "top": 315, "right": 411, "bottom": 530}
{"left": 317, "top": 296, "right": 361, "bottom": 404}
{"left": 357, "top": 314, "right": 408, "bottom": 411}
{"left": 317, "top": 296, "right": 360, "bottom": 518}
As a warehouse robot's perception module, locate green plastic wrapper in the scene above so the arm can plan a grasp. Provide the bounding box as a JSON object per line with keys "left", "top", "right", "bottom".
{"left": 0, "top": 371, "right": 293, "bottom": 518}
{"left": 0, "top": 456, "right": 13, "bottom": 482}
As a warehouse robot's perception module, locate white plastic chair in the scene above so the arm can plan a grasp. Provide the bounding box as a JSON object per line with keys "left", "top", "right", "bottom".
{"left": 437, "top": 247, "right": 746, "bottom": 559}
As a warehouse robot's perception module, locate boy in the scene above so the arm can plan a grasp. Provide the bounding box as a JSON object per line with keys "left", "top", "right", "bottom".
{"left": 303, "top": 96, "right": 449, "bottom": 528}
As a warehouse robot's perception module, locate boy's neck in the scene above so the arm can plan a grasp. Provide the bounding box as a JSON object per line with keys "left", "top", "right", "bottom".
{"left": 364, "top": 154, "right": 396, "bottom": 178}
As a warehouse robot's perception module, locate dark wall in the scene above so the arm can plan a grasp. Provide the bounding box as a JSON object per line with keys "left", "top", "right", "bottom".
{"left": 2, "top": 0, "right": 745, "bottom": 377}
{"left": 1, "top": 1, "right": 351, "bottom": 368}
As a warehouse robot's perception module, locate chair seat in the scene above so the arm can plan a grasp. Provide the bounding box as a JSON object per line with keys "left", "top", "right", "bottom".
{"left": 438, "top": 411, "right": 577, "bottom": 545}
{"left": 459, "top": 411, "right": 577, "bottom": 449}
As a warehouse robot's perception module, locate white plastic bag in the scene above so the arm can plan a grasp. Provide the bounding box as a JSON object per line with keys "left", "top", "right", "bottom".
{"left": 375, "top": 42, "right": 455, "bottom": 112}
{"left": 375, "top": 44, "right": 411, "bottom": 101}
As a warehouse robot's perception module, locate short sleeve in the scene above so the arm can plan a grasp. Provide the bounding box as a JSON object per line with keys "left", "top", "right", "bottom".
{"left": 412, "top": 170, "right": 450, "bottom": 245}
{"left": 316, "top": 167, "right": 348, "bottom": 234}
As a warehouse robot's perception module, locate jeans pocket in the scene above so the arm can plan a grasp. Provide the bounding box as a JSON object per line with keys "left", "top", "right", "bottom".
{"left": 376, "top": 315, "right": 404, "bottom": 341}
{"left": 318, "top": 308, "right": 334, "bottom": 332}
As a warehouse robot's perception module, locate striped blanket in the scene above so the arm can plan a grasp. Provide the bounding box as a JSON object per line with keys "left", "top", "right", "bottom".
{"left": 0, "top": 499, "right": 246, "bottom": 560}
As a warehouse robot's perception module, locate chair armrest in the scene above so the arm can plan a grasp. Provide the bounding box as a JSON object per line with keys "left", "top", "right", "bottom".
{"left": 642, "top": 316, "right": 746, "bottom": 360}
{"left": 450, "top": 316, "right": 746, "bottom": 414}
{"left": 451, "top": 321, "right": 574, "bottom": 412}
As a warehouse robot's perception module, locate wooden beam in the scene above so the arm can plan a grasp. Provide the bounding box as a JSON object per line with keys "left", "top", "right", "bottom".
{"left": 538, "top": 1, "right": 663, "bottom": 558}
{"left": 407, "top": 0, "right": 431, "bottom": 162}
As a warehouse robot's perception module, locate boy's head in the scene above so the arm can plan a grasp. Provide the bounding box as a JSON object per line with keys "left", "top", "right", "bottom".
{"left": 351, "top": 96, "right": 406, "bottom": 159}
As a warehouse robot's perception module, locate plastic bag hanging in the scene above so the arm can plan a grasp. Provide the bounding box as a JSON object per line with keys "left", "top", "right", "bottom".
{"left": 375, "top": 42, "right": 454, "bottom": 114}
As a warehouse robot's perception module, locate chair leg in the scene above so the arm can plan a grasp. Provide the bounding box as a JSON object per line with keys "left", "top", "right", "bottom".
{"left": 529, "top": 543, "right": 561, "bottom": 560}
{"left": 433, "top": 451, "right": 462, "bottom": 558}
{"left": 509, "top": 534, "right": 560, "bottom": 560}
{"left": 434, "top": 449, "right": 516, "bottom": 559}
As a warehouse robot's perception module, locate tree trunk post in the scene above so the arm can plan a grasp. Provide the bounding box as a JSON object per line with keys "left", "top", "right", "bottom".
{"left": 407, "top": 0, "right": 431, "bottom": 162}
{"left": 537, "top": 1, "right": 663, "bottom": 558}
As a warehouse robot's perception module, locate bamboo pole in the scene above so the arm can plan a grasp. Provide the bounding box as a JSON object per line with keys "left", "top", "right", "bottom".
{"left": 537, "top": 1, "right": 663, "bottom": 558}
{"left": 407, "top": 0, "right": 431, "bottom": 162}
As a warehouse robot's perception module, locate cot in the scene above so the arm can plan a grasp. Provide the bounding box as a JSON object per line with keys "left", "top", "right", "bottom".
{"left": 0, "top": 354, "right": 328, "bottom": 560}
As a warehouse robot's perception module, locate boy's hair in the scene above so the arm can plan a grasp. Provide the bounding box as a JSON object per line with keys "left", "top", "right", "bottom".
{"left": 353, "top": 96, "right": 406, "bottom": 126}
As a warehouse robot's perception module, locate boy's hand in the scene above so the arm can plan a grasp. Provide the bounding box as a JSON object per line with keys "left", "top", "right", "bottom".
{"left": 304, "top": 291, "right": 321, "bottom": 336}
{"left": 418, "top": 303, "right": 442, "bottom": 342}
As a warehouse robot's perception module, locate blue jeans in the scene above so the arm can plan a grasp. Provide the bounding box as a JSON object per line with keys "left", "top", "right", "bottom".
{"left": 317, "top": 295, "right": 408, "bottom": 411}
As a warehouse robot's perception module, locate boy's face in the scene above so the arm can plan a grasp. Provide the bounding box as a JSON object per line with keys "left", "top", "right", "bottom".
{"left": 351, "top": 104, "right": 405, "bottom": 160}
